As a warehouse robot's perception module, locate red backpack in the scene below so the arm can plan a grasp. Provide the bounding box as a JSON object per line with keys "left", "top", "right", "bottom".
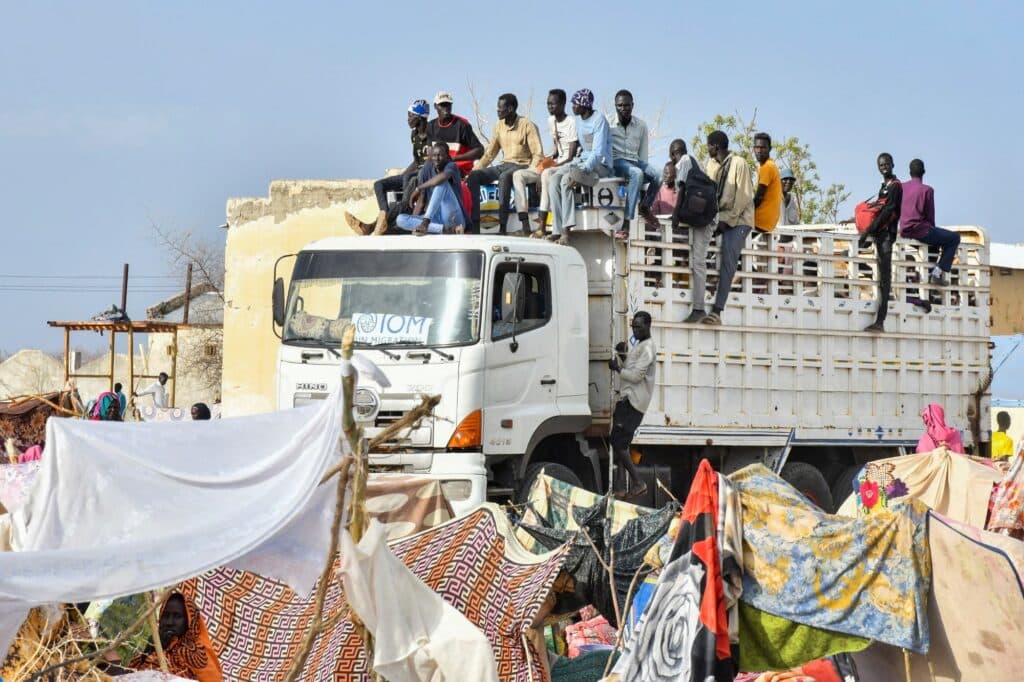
{"left": 854, "top": 179, "right": 900, "bottom": 233}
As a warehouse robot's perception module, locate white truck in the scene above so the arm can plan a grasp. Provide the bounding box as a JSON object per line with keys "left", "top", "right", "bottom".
{"left": 271, "top": 188, "right": 991, "bottom": 514}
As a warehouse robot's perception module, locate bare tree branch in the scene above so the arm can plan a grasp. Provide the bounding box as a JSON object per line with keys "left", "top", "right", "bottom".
{"left": 149, "top": 218, "right": 225, "bottom": 303}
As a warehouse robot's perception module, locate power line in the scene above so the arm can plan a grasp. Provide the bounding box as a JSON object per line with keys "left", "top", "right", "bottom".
{"left": 0, "top": 275, "right": 179, "bottom": 280}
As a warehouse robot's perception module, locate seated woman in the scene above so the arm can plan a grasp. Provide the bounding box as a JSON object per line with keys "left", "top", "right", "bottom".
{"left": 89, "top": 392, "right": 123, "bottom": 421}
{"left": 128, "top": 591, "right": 223, "bottom": 681}
{"left": 191, "top": 403, "right": 212, "bottom": 420}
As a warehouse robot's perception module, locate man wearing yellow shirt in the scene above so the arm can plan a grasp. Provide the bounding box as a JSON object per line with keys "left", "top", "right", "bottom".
{"left": 753, "top": 132, "right": 782, "bottom": 233}
{"left": 993, "top": 411, "right": 1015, "bottom": 460}
{"left": 466, "top": 93, "right": 543, "bottom": 234}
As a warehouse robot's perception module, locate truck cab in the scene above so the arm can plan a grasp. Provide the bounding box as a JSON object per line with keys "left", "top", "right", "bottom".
{"left": 273, "top": 235, "right": 590, "bottom": 513}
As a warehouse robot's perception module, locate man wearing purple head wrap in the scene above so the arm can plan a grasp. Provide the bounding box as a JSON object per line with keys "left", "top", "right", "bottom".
{"left": 345, "top": 98, "right": 432, "bottom": 235}
{"left": 545, "top": 89, "right": 613, "bottom": 245}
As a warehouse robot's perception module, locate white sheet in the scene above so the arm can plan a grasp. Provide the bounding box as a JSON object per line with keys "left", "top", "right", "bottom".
{"left": 340, "top": 520, "right": 498, "bottom": 682}
{"left": 0, "top": 388, "right": 343, "bottom": 659}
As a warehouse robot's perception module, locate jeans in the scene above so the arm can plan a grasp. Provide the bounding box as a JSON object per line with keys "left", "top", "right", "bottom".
{"left": 512, "top": 166, "right": 560, "bottom": 213}
{"left": 872, "top": 234, "right": 894, "bottom": 324}
{"left": 915, "top": 225, "right": 961, "bottom": 273}
{"left": 688, "top": 224, "right": 715, "bottom": 311}
{"left": 612, "top": 158, "right": 661, "bottom": 219}
{"left": 373, "top": 168, "right": 418, "bottom": 212}
{"left": 548, "top": 163, "right": 612, "bottom": 235}
{"left": 466, "top": 162, "right": 526, "bottom": 232}
{"left": 712, "top": 224, "right": 752, "bottom": 311}
{"left": 395, "top": 181, "right": 463, "bottom": 234}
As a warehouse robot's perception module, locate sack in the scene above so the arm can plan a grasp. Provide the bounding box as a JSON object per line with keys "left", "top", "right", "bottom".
{"left": 674, "top": 156, "right": 718, "bottom": 228}
{"left": 854, "top": 179, "right": 900, "bottom": 234}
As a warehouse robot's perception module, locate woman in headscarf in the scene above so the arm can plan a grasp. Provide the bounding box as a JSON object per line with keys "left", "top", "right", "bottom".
{"left": 916, "top": 403, "right": 965, "bottom": 454}
{"left": 129, "top": 591, "right": 223, "bottom": 681}
{"left": 89, "top": 391, "right": 123, "bottom": 421}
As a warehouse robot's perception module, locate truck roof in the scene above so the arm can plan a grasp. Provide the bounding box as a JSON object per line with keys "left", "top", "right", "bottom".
{"left": 300, "top": 234, "right": 580, "bottom": 257}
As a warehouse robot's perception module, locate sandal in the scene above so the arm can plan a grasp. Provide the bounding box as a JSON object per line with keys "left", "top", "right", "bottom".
{"left": 530, "top": 229, "right": 547, "bottom": 239}
{"left": 614, "top": 230, "right": 628, "bottom": 241}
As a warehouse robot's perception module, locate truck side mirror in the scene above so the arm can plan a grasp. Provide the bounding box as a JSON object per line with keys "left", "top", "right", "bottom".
{"left": 501, "top": 272, "right": 526, "bottom": 323}
{"left": 272, "top": 277, "right": 286, "bottom": 328}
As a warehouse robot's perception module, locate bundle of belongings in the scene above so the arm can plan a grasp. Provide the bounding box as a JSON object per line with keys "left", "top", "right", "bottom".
{"left": 515, "top": 469, "right": 678, "bottom": 627}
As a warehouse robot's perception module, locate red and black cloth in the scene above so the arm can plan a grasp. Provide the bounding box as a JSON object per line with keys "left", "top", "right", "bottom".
{"left": 612, "top": 459, "right": 736, "bottom": 681}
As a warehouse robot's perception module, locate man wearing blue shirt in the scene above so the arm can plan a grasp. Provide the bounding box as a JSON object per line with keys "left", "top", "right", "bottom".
{"left": 546, "top": 88, "right": 613, "bottom": 245}
{"left": 610, "top": 90, "right": 661, "bottom": 236}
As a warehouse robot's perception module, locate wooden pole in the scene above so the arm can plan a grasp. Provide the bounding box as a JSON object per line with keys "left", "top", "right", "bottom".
{"left": 169, "top": 327, "right": 178, "bottom": 408}
{"left": 108, "top": 327, "right": 116, "bottom": 392}
{"left": 62, "top": 328, "right": 70, "bottom": 384}
{"left": 183, "top": 262, "right": 193, "bottom": 324}
{"left": 146, "top": 591, "right": 170, "bottom": 674}
{"left": 128, "top": 328, "right": 135, "bottom": 415}
{"left": 121, "top": 263, "right": 129, "bottom": 314}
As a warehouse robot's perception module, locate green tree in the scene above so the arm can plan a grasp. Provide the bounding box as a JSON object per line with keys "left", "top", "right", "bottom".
{"left": 691, "top": 110, "right": 850, "bottom": 224}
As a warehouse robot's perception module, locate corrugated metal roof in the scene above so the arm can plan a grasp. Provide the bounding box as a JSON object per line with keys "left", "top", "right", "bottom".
{"left": 991, "top": 242, "right": 1024, "bottom": 269}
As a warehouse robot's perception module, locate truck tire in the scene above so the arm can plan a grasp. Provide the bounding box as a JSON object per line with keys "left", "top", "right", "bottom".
{"left": 514, "top": 462, "right": 583, "bottom": 505}
{"left": 830, "top": 464, "right": 862, "bottom": 511}
{"left": 780, "top": 461, "right": 835, "bottom": 512}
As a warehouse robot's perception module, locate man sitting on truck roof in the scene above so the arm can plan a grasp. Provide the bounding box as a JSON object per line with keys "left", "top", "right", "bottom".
{"left": 608, "top": 311, "right": 656, "bottom": 499}
{"left": 426, "top": 91, "right": 483, "bottom": 201}
{"left": 395, "top": 142, "right": 469, "bottom": 235}
{"left": 345, "top": 98, "right": 432, "bottom": 236}
{"left": 466, "top": 93, "right": 543, "bottom": 235}
{"left": 512, "top": 89, "right": 580, "bottom": 238}
{"left": 546, "top": 88, "right": 613, "bottom": 245}
{"left": 899, "top": 158, "right": 960, "bottom": 287}
{"left": 610, "top": 90, "right": 662, "bottom": 236}
{"left": 700, "top": 130, "right": 754, "bottom": 326}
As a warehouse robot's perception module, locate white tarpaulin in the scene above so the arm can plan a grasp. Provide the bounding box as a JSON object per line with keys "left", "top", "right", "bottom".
{"left": 340, "top": 519, "right": 498, "bottom": 682}
{"left": 0, "top": 386, "right": 344, "bottom": 659}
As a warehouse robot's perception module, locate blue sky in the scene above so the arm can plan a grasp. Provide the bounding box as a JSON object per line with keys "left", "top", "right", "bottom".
{"left": 2, "top": 1, "right": 1023, "bottom": 395}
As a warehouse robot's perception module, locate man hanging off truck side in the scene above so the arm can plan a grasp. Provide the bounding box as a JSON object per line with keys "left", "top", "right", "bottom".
{"left": 608, "top": 311, "right": 657, "bottom": 499}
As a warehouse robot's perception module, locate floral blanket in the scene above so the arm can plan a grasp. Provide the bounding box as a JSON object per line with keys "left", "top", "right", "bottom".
{"left": 835, "top": 447, "right": 1001, "bottom": 528}
{"left": 731, "top": 464, "right": 931, "bottom": 653}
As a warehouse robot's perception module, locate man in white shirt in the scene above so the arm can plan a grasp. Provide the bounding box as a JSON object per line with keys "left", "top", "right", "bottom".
{"left": 511, "top": 89, "right": 580, "bottom": 236}
{"left": 608, "top": 311, "right": 657, "bottom": 499}
{"left": 134, "top": 372, "right": 169, "bottom": 408}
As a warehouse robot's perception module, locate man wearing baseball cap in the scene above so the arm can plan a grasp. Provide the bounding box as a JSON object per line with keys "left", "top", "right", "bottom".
{"left": 779, "top": 167, "right": 800, "bottom": 226}
{"left": 345, "top": 98, "right": 432, "bottom": 235}
{"left": 426, "top": 90, "right": 484, "bottom": 182}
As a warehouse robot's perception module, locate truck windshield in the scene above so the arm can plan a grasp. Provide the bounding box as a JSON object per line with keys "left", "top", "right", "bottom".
{"left": 282, "top": 250, "right": 483, "bottom": 348}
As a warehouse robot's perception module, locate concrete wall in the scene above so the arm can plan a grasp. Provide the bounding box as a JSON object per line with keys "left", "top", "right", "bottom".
{"left": 221, "top": 179, "right": 376, "bottom": 416}
{"left": 145, "top": 328, "right": 224, "bottom": 409}
{"left": 990, "top": 267, "right": 1024, "bottom": 336}
{"left": 0, "top": 350, "right": 64, "bottom": 399}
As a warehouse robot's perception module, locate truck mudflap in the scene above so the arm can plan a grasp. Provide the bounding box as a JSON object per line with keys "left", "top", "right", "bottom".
{"left": 368, "top": 450, "right": 487, "bottom": 517}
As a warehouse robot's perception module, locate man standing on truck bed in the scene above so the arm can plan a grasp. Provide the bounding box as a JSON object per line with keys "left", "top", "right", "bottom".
{"left": 466, "top": 93, "right": 543, "bottom": 235}
{"left": 701, "top": 130, "right": 754, "bottom": 326}
{"left": 860, "top": 153, "right": 902, "bottom": 333}
{"left": 608, "top": 311, "right": 657, "bottom": 499}
{"left": 752, "top": 132, "right": 782, "bottom": 233}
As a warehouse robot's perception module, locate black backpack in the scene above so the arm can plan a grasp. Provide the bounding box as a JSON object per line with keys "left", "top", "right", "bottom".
{"left": 673, "top": 155, "right": 718, "bottom": 228}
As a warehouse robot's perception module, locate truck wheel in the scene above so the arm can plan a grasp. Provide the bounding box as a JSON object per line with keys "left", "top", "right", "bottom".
{"left": 514, "top": 462, "right": 583, "bottom": 505}
{"left": 780, "top": 461, "right": 835, "bottom": 513}
{"left": 830, "top": 464, "right": 862, "bottom": 512}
